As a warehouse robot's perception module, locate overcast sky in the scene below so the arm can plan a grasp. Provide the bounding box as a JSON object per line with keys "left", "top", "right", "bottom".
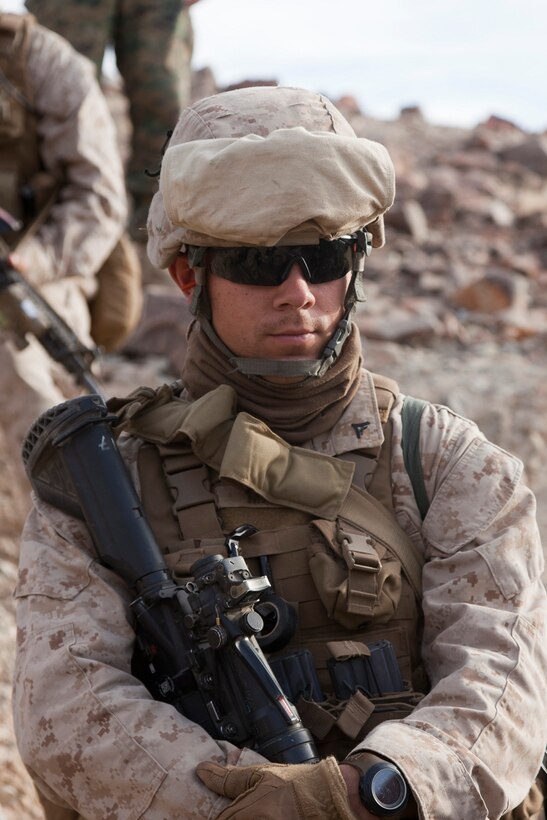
{"left": 5, "top": 0, "right": 547, "bottom": 132}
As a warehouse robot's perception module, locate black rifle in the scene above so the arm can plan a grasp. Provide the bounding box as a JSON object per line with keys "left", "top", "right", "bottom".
{"left": 0, "top": 208, "right": 105, "bottom": 398}
{"left": 22, "top": 393, "right": 319, "bottom": 765}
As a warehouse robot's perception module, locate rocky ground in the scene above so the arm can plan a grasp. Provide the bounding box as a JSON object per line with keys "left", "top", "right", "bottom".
{"left": 1, "top": 77, "right": 547, "bottom": 818}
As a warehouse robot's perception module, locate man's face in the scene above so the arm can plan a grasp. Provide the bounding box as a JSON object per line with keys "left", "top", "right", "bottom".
{"left": 207, "top": 262, "right": 350, "bottom": 381}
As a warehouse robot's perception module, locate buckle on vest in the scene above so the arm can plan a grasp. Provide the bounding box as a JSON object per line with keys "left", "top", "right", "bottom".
{"left": 341, "top": 531, "right": 381, "bottom": 617}
{"left": 167, "top": 465, "right": 213, "bottom": 510}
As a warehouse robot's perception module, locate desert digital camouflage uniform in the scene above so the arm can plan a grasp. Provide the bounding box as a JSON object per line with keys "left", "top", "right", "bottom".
{"left": 12, "top": 86, "right": 547, "bottom": 820}
{"left": 1, "top": 16, "right": 126, "bottom": 295}
{"left": 12, "top": 377, "right": 547, "bottom": 819}
{"left": 26, "top": 0, "right": 195, "bottom": 238}
{"left": 0, "top": 14, "right": 126, "bottom": 469}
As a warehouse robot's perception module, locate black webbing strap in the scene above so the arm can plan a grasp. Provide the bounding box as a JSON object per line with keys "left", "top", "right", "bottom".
{"left": 539, "top": 746, "right": 547, "bottom": 787}
{"left": 401, "top": 396, "right": 430, "bottom": 521}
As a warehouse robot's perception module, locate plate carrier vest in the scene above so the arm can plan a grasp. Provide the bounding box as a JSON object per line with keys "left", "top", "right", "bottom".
{"left": 109, "top": 373, "right": 429, "bottom": 759}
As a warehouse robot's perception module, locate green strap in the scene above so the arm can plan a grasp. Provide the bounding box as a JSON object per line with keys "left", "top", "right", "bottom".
{"left": 401, "top": 396, "right": 430, "bottom": 521}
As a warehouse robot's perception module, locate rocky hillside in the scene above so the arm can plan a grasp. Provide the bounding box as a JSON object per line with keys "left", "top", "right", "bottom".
{"left": 1, "top": 77, "right": 546, "bottom": 818}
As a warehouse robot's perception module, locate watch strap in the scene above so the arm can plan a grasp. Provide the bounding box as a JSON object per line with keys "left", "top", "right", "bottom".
{"left": 344, "top": 751, "right": 388, "bottom": 775}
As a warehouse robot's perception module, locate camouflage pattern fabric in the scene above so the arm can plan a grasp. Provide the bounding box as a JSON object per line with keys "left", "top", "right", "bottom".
{"left": 12, "top": 375, "right": 547, "bottom": 819}
{"left": 26, "top": 0, "right": 194, "bottom": 236}
{"left": 0, "top": 15, "right": 126, "bottom": 534}
{"left": 6, "top": 16, "right": 127, "bottom": 287}
{"left": 146, "top": 85, "right": 394, "bottom": 268}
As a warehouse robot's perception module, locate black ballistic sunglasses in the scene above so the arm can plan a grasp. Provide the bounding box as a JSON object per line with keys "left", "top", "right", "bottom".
{"left": 207, "top": 234, "right": 371, "bottom": 287}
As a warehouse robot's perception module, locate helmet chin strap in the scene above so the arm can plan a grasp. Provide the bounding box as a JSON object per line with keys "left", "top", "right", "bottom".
{"left": 190, "top": 233, "right": 370, "bottom": 380}
{"left": 199, "top": 308, "right": 354, "bottom": 379}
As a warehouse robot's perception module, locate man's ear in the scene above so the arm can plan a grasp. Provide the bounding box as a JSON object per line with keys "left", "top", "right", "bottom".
{"left": 168, "top": 253, "right": 188, "bottom": 290}
{"left": 168, "top": 253, "right": 196, "bottom": 300}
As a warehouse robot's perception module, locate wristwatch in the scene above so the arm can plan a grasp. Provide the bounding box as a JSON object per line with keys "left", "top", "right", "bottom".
{"left": 345, "top": 754, "right": 409, "bottom": 817}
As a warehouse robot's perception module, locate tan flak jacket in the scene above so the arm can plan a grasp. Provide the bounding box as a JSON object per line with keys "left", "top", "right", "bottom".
{"left": 12, "top": 372, "right": 547, "bottom": 819}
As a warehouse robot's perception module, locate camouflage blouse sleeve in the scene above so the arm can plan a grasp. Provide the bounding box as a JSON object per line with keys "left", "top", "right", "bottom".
{"left": 16, "top": 23, "right": 127, "bottom": 289}
{"left": 12, "top": 496, "right": 266, "bottom": 818}
{"left": 355, "top": 398, "right": 547, "bottom": 819}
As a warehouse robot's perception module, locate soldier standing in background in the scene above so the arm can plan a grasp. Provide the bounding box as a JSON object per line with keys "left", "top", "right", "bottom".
{"left": 26, "top": 0, "right": 201, "bottom": 242}
{"left": 0, "top": 11, "right": 136, "bottom": 531}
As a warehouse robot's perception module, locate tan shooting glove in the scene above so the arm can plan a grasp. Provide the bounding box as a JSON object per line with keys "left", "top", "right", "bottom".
{"left": 196, "top": 756, "right": 355, "bottom": 819}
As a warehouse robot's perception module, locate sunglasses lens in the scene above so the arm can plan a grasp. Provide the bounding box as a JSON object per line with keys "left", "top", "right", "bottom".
{"left": 209, "top": 241, "right": 352, "bottom": 286}
{"left": 300, "top": 243, "right": 350, "bottom": 283}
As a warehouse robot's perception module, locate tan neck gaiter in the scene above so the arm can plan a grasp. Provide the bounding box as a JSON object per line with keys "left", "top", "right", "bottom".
{"left": 182, "top": 320, "right": 362, "bottom": 445}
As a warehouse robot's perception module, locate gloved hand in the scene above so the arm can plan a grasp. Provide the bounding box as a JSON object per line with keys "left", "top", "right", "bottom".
{"left": 196, "top": 756, "right": 355, "bottom": 819}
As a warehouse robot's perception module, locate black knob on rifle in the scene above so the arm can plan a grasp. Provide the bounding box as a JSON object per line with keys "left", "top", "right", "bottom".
{"left": 207, "top": 625, "right": 228, "bottom": 649}
{"left": 240, "top": 609, "right": 264, "bottom": 636}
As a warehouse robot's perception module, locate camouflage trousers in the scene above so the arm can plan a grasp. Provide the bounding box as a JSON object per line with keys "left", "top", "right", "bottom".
{"left": 26, "top": 0, "right": 194, "bottom": 206}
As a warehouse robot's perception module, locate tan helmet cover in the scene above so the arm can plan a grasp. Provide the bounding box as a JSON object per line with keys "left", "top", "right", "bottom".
{"left": 147, "top": 86, "right": 396, "bottom": 270}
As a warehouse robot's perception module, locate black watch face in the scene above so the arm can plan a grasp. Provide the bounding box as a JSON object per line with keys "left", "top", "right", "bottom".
{"left": 372, "top": 767, "right": 407, "bottom": 809}
{"left": 360, "top": 762, "right": 408, "bottom": 816}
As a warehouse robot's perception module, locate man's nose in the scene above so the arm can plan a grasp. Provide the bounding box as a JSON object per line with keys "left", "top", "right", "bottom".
{"left": 282, "top": 255, "right": 311, "bottom": 283}
{"left": 273, "top": 262, "right": 316, "bottom": 307}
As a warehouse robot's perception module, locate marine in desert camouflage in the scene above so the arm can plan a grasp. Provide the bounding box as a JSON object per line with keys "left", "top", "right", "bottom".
{"left": 12, "top": 86, "right": 547, "bottom": 820}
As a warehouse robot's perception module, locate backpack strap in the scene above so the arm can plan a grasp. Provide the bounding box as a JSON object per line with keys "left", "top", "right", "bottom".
{"left": 401, "top": 396, "right": 430, "bottom": 521}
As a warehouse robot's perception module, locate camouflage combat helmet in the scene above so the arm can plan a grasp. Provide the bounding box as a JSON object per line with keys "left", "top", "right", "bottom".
{"left": 147, "top": 85, "right": 396, "bottom": 378}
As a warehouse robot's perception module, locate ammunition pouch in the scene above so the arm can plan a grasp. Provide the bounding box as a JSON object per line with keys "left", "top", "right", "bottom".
{"left": 268, "top": 640, "right": 423, "bottom": 760}
{"left": 326, "top": 638, "right": 404, "bottom": 699}
{"left": 298, "top": 688, "right": 424, "bottom": 760}
{"left": 309, "top": 519, "right": 402, "bottom": 630}
{"left": 89, "top": 232, "right": 143, "bottom": 352}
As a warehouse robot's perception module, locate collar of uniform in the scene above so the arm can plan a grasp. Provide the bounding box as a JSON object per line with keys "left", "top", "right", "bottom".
{"left": 304, "top": 368, "right": 384, "bottom": 456}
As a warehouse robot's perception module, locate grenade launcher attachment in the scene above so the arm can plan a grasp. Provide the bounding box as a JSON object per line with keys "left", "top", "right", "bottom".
{"left": 22, "top": 393, "right": 319, "bottom": 765}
